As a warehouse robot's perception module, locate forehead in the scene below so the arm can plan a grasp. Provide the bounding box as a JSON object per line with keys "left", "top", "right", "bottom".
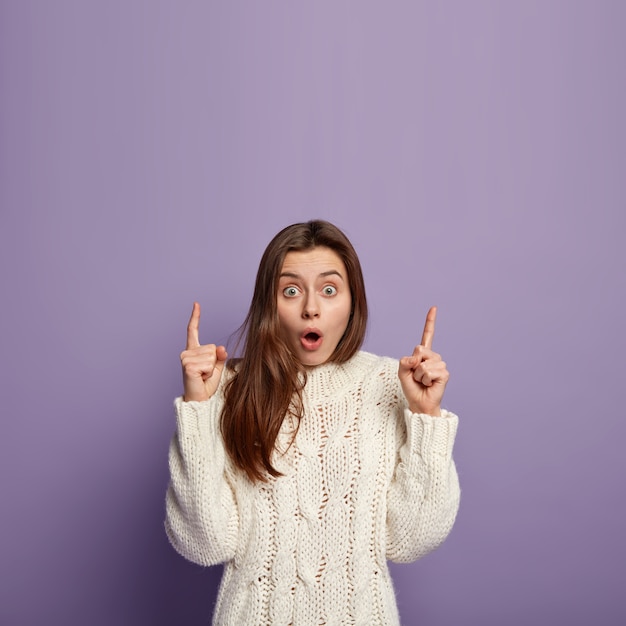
{"left": 280, "top": 247, "right": 347, "bottom": 276}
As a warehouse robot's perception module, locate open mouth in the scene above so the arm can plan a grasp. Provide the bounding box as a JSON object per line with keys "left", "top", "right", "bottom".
{"left": 300, "top": 330, "right": 323, "bottom": 350}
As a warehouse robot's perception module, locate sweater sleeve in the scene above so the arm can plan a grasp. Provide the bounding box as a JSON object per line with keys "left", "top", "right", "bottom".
{"left": 385, "top": 407, "right": 460, "bottom": 563}
{"left": 164, "top": 396, "right": 239, "bottom": 566}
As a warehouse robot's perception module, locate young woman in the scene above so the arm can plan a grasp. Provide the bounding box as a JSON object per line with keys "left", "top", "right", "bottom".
{"left": 165, "top": 220, "right": 460, "bottom": 625}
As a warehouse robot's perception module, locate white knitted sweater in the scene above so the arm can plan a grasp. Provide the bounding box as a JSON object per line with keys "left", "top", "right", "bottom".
{"left": 165, "top": 351, "right": 460, "bottom": 625}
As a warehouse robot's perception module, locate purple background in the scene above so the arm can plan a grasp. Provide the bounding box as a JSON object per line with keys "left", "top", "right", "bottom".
{"left": 1, "top": 1, "right": 624, "bottom": 624}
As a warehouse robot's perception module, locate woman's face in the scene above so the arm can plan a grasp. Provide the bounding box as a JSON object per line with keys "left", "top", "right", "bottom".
{"left": 277, "top": 246, "right": 352, "bottom": 366}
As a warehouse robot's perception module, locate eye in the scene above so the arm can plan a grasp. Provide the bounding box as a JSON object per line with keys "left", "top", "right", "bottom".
{"left": 322, "top": 285, "right": 337, "bottom": 296}
{"left": 283, "top": 286, "right": 299, "bottom": 297}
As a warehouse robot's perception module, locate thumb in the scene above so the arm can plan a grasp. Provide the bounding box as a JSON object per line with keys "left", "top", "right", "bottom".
{"left": 398, "top": 356, "right": 417, "bottom": 375}
{"left": 215, "top": 345, "right": 228, "bottom": 369}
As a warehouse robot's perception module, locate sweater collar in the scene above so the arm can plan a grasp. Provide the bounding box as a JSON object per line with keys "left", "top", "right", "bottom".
{"left": 301, "top": 351, "right": 367, "bottom": 402}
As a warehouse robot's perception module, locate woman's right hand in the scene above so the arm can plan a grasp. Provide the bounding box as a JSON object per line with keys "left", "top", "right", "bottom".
{"left": 180, "top": 302, "right": 228, "bottom": 402}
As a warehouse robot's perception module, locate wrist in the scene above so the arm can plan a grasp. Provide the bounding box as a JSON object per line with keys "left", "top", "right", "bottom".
{"left": 409, "top": 403, "right": 441, "bottom": 417}
{"left": 182, "top": 387, "right": 211, "bottom": 403}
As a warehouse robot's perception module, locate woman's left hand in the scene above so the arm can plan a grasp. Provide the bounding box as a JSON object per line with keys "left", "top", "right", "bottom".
{"left": 398, "top": 306, "right": 450, "bottom": 417}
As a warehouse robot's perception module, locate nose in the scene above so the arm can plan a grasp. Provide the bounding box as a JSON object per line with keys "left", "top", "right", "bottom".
{"left": 302, "top": 293, "right": 320, "bottom": 318}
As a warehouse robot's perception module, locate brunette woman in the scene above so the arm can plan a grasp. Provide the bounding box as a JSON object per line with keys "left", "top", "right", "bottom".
{"left": 166, "top": 220, "right": 460, "bottom": 625}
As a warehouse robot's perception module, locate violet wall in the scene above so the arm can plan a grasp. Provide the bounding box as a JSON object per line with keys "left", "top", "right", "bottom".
{"left": 1, "top": 1, "right": 624, "bottom": 624}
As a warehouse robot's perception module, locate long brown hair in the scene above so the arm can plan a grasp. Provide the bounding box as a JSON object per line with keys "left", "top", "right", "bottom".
{"left": 221, "top": 220, "right": 368, "bottom": 482}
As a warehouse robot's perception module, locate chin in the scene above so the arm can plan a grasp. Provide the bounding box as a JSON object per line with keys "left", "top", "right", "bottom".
{"left": 300, "top": 352, "right": 329, "bottom": 367}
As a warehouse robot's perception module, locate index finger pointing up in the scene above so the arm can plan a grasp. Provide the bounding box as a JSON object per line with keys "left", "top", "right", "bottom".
{"left": 186, "top": 302, "right": 201, "bottom": 349}
{"left": 420, "top": 306, "right": 437, "bottom": 349}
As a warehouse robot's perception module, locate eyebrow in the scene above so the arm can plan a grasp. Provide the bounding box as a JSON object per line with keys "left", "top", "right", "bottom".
{"left": 279, "top": 270, "right": 345, "bottom": 281}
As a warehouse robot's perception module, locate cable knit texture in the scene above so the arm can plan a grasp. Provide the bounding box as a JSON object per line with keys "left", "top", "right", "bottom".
{"left": 165, "top": 351, "right": 460, "bottom": 626}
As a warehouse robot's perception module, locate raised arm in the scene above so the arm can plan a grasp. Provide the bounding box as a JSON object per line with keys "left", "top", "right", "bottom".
{"left": 387, "top": 307, "right": 460, "bottom": 561}
{"left": 165, "top": 303, "right": 238, "bottom": 566}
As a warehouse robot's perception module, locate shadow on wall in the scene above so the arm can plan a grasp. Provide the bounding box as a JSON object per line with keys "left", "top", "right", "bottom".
{"left": 109, "top": 460, "right": 223, "bottom": 625}
{"left": 152, "top": 538, "right": 222, "bottom": 625}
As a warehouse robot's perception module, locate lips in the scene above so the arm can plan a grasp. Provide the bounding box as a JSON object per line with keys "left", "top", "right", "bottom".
{"left": 300, "top": 328, "right": 323, "bottom": 351}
